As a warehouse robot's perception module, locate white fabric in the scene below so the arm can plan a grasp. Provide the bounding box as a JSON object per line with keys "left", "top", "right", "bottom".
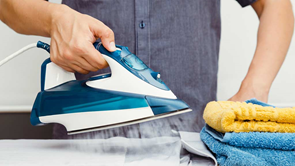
{"left": 179, "top": 131, "right": 217, "bottom": 165}
{"left": 0, "top": 132, "right": 216, "bottom": 166}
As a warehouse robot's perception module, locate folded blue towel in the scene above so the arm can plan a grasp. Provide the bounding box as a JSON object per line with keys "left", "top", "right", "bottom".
{"left": 205, "top": 124, "right": 295, "bottom": 150}
{"left": 200, "top": 127, "right": 295, "bottom": 166}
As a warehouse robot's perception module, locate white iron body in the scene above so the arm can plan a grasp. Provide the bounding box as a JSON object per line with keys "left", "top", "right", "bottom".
{"left": 30, "top": 43, "right": 191, "bottom": 134}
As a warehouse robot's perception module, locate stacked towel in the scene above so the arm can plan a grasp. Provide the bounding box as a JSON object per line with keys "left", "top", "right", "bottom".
{"left": 205, "top": 124, "right": 295, "bottom": 150}
{"left": 200, "top": 99, "right": 295, "bottom": 166}
{"left": 200, "top": 128, "right": 295, "bottom": 166}
{"left": 203, "top": 99, "right": 295, "bottom": 133}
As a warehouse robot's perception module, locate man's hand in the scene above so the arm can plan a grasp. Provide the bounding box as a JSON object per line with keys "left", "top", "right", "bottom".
{"left": 228, "top": 81, "right": 269, "bottom": 102}
{"left": 0, "top": 1, "right": 116, "bottom": 74}
{"left": 50, "top": 5, "right": 116, "bottom": 74}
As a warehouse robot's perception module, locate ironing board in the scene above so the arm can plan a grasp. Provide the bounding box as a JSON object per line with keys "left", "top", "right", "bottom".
{"left": 0, "top": 132, "right": 216, "bottom": 166}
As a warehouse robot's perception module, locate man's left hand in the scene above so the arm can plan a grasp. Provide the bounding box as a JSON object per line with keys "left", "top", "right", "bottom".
{"left": 228, "top": 83, "right": 269, "bottom": 103}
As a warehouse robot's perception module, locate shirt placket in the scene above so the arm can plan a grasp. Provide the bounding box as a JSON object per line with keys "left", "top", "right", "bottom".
{"left": 135, "top": 0, "right": 150, "bottom": 66}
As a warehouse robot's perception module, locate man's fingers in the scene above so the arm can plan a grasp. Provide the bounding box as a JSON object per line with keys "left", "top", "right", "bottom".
{"left": 73, "top": 57, "right": 99, "bottom": 72}
{"left": 50, "top": 56, "right": 74, "bottom": 72}
{"left": 68, "top": 64, "right": 90, "bottom": 74}
{"left": 62, "top": 66, "right": 75, "bottom": 72}
{"left": 50, "top": 15, "right": 115, "bottom": 74}
{"left": 90, "top": 19, "right": 116, "bottom": 52}
{"left": 82, "top": 42, "right": 108, "bottom": 69}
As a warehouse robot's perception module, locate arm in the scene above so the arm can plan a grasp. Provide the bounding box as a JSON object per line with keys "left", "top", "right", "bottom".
{"left": 229, "top": 0, "right": 294, "bottom": 102}
{"left": 0, "top": 0, "right": 116, "bottom": 74}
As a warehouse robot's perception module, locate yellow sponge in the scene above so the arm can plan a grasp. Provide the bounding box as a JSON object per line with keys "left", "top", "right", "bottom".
{"left": 203, "top": 101, "right": 295, "bottom": 133}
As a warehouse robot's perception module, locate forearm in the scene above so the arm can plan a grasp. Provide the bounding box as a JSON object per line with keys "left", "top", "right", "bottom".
{"left": 242, "top": 0, "right": 294, "bottom": 94}
{"left": 0, "top": 0, "right": 60, "bottom": 37}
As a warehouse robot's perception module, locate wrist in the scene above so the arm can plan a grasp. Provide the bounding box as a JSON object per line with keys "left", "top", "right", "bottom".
{"left": 48, "top": 4, "right": 71, "bottom": 37}
{"left": 240, "top": 77, "right": 270, "bottom": 98}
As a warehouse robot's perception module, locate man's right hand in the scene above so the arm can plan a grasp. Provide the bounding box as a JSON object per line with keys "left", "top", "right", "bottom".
{"left": 49, "top": 5, "right": 116, "bottom": 74}
{"left": 0, "top": 1, "right": 116, "bottom": 74}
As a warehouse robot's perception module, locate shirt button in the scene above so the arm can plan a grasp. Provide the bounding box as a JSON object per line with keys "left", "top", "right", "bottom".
{"left": 139, "top": 21, "right": 145, "bottom": 29}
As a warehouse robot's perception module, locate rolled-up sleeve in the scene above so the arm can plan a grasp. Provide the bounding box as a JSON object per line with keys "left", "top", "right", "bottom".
{"left": 236, "top": 0, "right": 258, "bottom": 7}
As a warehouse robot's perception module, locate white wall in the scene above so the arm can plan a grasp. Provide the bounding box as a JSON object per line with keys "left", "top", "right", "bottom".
{"left": 0, "top": 27, "right": 50, "bottom": 112}
{"left": 0, "top": 1, "right": 294, "bottom": 112}
{"left": 218, "top": 1, "right": 295, "bottom": 107}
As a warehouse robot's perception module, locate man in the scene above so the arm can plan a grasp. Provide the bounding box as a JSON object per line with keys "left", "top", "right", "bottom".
{"left": 0, "top": 0, "right": 293, "bottom": 138}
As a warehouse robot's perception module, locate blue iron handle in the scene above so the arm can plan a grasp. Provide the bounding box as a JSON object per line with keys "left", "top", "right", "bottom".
{"left": 37, "top": 41, "right": 149, "bottom": 74}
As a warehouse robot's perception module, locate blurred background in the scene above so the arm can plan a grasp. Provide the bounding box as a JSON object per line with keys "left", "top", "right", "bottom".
{"left": 0, "top": 0, "right": 294, "bottom": 139}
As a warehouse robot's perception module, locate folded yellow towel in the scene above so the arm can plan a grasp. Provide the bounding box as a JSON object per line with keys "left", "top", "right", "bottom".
{"left": 203, "top": 101, "right": 295, "bottom": 133}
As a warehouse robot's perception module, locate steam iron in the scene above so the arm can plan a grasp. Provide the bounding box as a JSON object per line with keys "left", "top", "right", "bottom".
{"left": 0, "top": 41, "right": 192, "bottom": 135}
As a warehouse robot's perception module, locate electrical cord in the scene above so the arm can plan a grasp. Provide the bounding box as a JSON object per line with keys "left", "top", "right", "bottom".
{"left": 0, "top": 41, "right": 50, "bottom": 67}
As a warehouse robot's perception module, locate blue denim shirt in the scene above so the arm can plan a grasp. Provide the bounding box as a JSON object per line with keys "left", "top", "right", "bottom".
{"left": 53, "top": 0, "right": 257, "bottom": 138}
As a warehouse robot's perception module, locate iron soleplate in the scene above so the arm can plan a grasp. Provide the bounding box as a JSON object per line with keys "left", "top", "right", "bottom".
{"left": 67, "top": 108, "right": 192, "bottom": 135}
